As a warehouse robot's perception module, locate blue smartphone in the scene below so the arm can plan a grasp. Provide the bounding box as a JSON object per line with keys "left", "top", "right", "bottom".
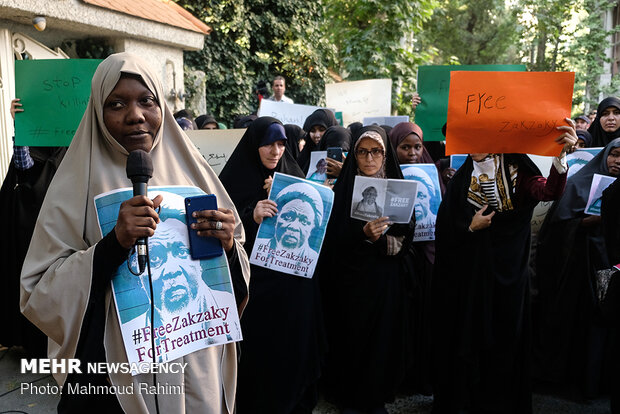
{"left": 184, "top": 194, "right": 223, "bottom": 260}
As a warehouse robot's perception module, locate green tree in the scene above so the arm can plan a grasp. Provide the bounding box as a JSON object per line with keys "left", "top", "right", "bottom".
{"left": 323, "top": 0, "right": 437, "bottom": 115}
{"left": 519, "top": 0, "right": 576, "bottom": 72}
{"left": 420, "top": 0, "right": 521, "bottom": 66}
{"left": 245, "top": 0, "right": 336, "bottom": 106}
{"left": 566, "top": 0, "right": 620, "bottom": 111}
{"left": 175, "top": 0, "right": 334, "bottom": 125}
{"left": 175, "top": 0, "right": 253, "bottom": 125}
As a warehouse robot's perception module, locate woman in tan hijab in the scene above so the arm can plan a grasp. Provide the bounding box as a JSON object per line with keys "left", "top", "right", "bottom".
{"left": 20, "top": 53, "right": 250, "bottom": 413}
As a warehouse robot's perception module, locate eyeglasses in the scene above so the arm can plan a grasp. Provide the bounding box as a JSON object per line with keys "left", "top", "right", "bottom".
{"left": 355, "top": 148, "right": 384, "bottom": 158}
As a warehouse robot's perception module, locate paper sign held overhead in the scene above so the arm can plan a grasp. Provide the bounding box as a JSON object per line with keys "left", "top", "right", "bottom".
{"left": 416, "top": 65, "right": 526, "bottom": 142}
{"left": 257, "top": 100, "right": 331, "bottom": 128}
{"left": 325, "top": 79, "right": 392, "bottom": 127}
{"left": 446, "top": 71, "right": 575, "bottom": 157}
{"left": 363, "top": 116, "right": 409, "bottom": 128}
{"left": 15, "top": 59, "right": 101, "bottom": 146}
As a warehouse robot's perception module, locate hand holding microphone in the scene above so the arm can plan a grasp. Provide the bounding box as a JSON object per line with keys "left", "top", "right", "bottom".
{"left": 114, "top": 150, "right": 161, "bottom": 273}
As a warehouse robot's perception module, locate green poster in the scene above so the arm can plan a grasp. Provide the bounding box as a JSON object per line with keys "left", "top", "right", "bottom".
{"left": 335, "top": 111, "right": 343, "bottom": 126}
{"left": 416, "top": 64, "right": 526, "bottom": 142}
{"left": 15, "top": 59, "right": 101, "bottom": 146}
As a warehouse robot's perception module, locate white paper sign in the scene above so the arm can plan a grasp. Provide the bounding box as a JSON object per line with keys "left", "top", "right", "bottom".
{"left": 185, "top": 129, "right": 245, "bottom": 175}
{"left": 363, "top": 116, "right": 409, "bottom": 127}
{"left": 585, "top": 173, "right": 617, "bottom": 216}
{"left": 350, "top": 175, "right": 417, "bottom": 223}
{"left": 325, "top": 79, "right": 392, "bottom": 126}
{"left": 306, "top": 151, "right": 328, "bottom": 183}
{"left": 257, "top": 100, "right": 332, "bottom": 128}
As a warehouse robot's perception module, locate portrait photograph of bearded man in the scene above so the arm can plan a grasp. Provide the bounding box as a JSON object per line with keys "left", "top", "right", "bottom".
{"left": 250, "top": 174, "right": 333, "bottom": 278}
{"left": 401, "top": 164, "right": 443, "bottom": 241}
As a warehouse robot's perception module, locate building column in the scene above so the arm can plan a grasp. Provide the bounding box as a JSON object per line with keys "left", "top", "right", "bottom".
{"left": 0, "top": 28, "right": 15, "bottom": 182}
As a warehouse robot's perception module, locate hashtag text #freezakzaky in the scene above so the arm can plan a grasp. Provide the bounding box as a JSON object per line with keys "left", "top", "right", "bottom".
{"left": 137, "top": 306, "right": 230, "bottom": 343}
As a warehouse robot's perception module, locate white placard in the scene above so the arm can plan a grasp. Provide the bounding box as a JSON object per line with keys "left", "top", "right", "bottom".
{"left": 585, "top": 173, "right": 617, "bottom": 216}
{"left": 325, "top": 79, "right": 392, "bottom": 126}
{"left": 363, "top": 116, "right": 409, "bottom": 127}
{"left": 185, "top": 129, "right": 245, "bottom": 175}
{"left": 257, "top": 100, "right": 332, "bottom": 128}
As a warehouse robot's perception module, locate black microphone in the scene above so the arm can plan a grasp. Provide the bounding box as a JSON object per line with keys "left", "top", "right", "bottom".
{"left": 126, "top": 150, "right": 153, "bottom": 274}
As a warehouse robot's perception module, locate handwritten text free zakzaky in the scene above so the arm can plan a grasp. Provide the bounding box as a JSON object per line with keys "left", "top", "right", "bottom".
{"left": 463, "top": 92, "right": 559, "bottom": 136}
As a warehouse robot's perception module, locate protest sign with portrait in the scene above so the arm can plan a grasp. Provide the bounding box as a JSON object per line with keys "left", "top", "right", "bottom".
{"left": 585, "top": 174, "right": 617, "bottom": 215}
{"left": 250, "top": 173, "right": 334, "bottom": 278}
{"left": 306, "top": 151, "right": 328, "bottom": 183}
{"left": 566, "top": 147, "right": 603, "bottom": 178}
{"left": 350, "top": 176, "right": 417, "bottom": 224}
{"left": 95, "top": 186, "right": 241, "bottom": 370}
{"left": 400, "top": 164, "right": 442, "bottom": 241}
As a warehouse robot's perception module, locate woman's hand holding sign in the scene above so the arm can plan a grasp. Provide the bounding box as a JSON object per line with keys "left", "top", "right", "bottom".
{"left": 364, "top": 216, "right": 390, "bottom": 242}
{"left": 555, "top": 117, "right": 578, "bottom": 157}
{"left": 254, "top": 200, "right": 278, "bottom": 224}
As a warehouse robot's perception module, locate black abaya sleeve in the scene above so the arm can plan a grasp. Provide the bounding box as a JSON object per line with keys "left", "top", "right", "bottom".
{"left": 237, "top": 189, "right": 270, "bottom": 257}
{"left": 602, "top": 179, "right": 620, "bottom": 265}
{"left": 59, "top": 230, "right": 128, "bottom": 413}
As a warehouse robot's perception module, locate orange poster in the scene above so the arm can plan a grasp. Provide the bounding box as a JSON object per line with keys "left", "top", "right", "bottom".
{"left": 445, "top": 71, "right": 575, "bottom": 156}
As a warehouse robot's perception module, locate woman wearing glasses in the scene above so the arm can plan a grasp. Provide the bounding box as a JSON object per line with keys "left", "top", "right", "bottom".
{"left": 320, "top": 126, "right": 416, "bottom": 414}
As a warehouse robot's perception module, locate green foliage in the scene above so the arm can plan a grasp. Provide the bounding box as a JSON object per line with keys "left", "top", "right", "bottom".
{"left": 519, "top": 0, "right": 576, "bottom": 72}
{"left": 567, "top": 0, "right": 620, "bottom": 111}
{"left": 175, "top": 0, "right": 334, "bottom": 126}
{"left": 324, "top": 0, "right": 437, "bottom": 115}
{"left": 419, "top": 0, "right": 521, "bottom": 66}
{"left": 176, "top": 0, "right": 620, "bottom": 120}
{"left": 514, "top": 0, "right": 620, "bottom": 112}
{"left": 176, "top": 0, "right": 253, "bottom": 126}
{"left": 245, "top": 0, "right": 336, "bottom": 107}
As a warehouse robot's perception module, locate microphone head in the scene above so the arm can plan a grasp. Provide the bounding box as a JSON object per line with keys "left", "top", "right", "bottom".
{"left": 126, "top": 150, "right": 153, "bottom": 183}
